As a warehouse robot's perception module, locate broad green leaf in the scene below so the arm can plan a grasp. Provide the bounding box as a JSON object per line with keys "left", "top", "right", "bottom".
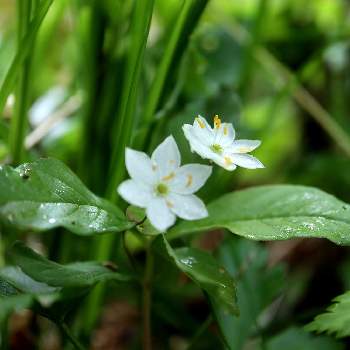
{"left": 169, "top": 185, "right": 350, "bottom": 245}
{"left": 213, "top": 238, "right": 284, "bottom": 350}
{"left": 9, "top": 241, "right": 132, "bottom": 288}
{"left": 155, "top": 235, "right": 238, "bottom": 315}
{"left": 0, "top": 266, "right": 58, "bottom": 294}
{"left": 305, "top": 291, "right": 350, "bottom": 338}
{"left": 0, "top": 158, "right": 132, "bottom": 235}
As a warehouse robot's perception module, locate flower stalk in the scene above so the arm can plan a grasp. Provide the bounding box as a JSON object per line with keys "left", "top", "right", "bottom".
{"left": 142, "top": 238, "right": 155, "bottom": 350}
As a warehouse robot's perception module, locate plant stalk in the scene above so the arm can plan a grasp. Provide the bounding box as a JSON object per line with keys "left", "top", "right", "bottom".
{"left": 10, "top": 0, "right": 33, "bottom": 164}
{"left": 59, "top": 322, "right": 85, "bottom": 350}
{"left": 142, "top": 239, "right": 154, "bottom": 350}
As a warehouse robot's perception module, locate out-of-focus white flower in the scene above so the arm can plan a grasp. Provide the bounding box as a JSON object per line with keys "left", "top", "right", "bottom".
{"left": 183, "top": 115, "right": 264, "bottom": 171}
{"left": 118, "top": 136, "right": 212, "bottom": 232}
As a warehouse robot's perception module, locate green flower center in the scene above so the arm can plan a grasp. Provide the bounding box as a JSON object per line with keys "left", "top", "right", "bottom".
{"left": 156, "top": 183, "right": 168, "bottom": 196}
{"left": 210, "top": 143, "right": 223, "bottom": 154}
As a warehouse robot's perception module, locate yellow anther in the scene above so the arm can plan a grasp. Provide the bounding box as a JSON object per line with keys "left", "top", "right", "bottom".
{"left": 186, "top": 174, "right": 193, "bottom": 188}
{"left": 196, "top": 117, "right": 205, "bottom": 129}
{"left": 238, "top": 147, "right": 249, "bottom": 153}
{"left": 224, "top": 156, "right": 233, "bottom": 165}
{"left": 223, "top": 126, "right": 228, "bottom": 135}
{"left": 152, "top": 164, "right": 157, "bottom": 171}
{"left": 214, "top": 115, "right": 221, "bottom": 129}
{"left": 166, "top": 200, "right": 174, "bottom": 208}
{"left": 162, "top": 172, "right": 175, "bottom": 181}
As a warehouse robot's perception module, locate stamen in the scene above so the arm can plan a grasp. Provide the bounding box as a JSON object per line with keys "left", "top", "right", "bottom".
{"left": 166, "top": 200, "right": 173, "bottom": 208}
{"left": 152, "top": 164, "right": 157, "bottom": 171}
{"left": 224, "top": 156, "right": 233, "bottom": 165}
{"left": 162, "top": 172, "right": 175, "bottom": 181}
{"left": 238, "top": 147, "right": 249, "bottom": 153}
{"left": 186, "top": 174, "right": 193, "bottom": 188}
{"left": 224, "top": 126, "right": 228, "bottom": 135}
{"left": 196, "top": 117, "right": 205, "bottom": 129}
{"left": 214, "top": 115, "right": 221, "bottom": 129}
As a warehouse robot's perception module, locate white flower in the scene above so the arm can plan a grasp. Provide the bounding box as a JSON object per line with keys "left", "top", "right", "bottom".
{"left": 117, "top": 136, "right": 212, "bottom": 232}
{"left": 183, "top": 115, "right": 264, "bottom": 171}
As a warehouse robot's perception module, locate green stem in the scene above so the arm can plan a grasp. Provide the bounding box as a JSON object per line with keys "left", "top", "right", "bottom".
{"left": 82, "top": 0, "right": 155, "bottom": 335}
{"left": 0, "top": 0, "right": 53, "bottom": 118}
{"left": 59, "top": 322, "right": 85, "bottom": 350}
{"left": 9, "top": 0, "right": 33, "bottom": 164}
{"left": 0, "top": 317, "right": 9, "bottom": 350}
{"left": 187, "top": 315, "right": 212, "bottom": 350}
{"left": 142, "top": 239, "right": 154, "bottom": 350}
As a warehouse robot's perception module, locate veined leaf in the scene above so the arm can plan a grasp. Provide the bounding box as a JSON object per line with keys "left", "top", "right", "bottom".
{"left": 9, "top": 241, "right": 132, "bottom": 288}
{"left": 169, "top": 185, "right": 350, "bottom": 245}
{"left": 155, "top": 235, "right": 238, "bottom": 315}
{"left": 0, "top": 158, "right": 132, "bottom": 235}
{"left": 212, "top": 238, "right": 284, "bottom": 349}
{"left": 306, "top": 290, "right": 350, "bottom": 338}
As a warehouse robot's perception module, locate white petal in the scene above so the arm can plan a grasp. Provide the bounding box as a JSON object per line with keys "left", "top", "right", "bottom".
{"left": 151, "top": 135, "right": 181, "bottom": 178}
{"left": 213, "top": 122, "right": 235, "bottom": 147}
{"left": 118, "top": 179, "right": 152, "bottom": 207}
{"left": 170, "top": 164, "right": 212, "bottom": 194}
{"left": 146, "top": 197, "right": 176, "bottom": 232}
{"left": 231, "top": 153, "right": 264, "bottom": 169}
{"left": 168, "top": 193, "right": 208, "bottom": 220}
{"left": 125, "top": 148, "right": 155, "bottom": 185}
{"left": 183, "top": 125, "right": 215, "bottom": 159}
{"left": 214, "top": 155, "right": 237, "bottom": 171}
{"left": 229, "top": 140, "right": 261, "bottom": 153}
{"left": 191, "top": 115, "right": 214, "bottom": 144}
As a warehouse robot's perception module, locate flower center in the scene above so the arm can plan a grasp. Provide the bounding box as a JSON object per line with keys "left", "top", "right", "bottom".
{"left": 210, "top": 143, "right": 223, "bottom": 154}
{"left": 155, "top": 183, "right": 168, "bottom": 196}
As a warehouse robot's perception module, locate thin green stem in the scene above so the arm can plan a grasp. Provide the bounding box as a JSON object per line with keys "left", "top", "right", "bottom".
{"left": 0, "top": 317, "right": 9, "bottom": 350}
{"left": 82, "top": 0, "right": 155, "bottom": 335}
{"left": 187, "top": 315, "right": 213, "bottom": 350}
{"left": 0, "top": 0, "right": 54, "bottom": 118}
{"left": 9, "top": 0, "right": 33, "bottom": 164}
{"left": 59, "top": 322, "right": 85, "bottom": 350}
{"left": 143, "top": 239, "right": 154, "bottom": 350}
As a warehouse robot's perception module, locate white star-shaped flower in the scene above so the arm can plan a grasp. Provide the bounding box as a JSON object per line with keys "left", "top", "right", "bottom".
{"left": 118, "top": 136, "right": 212, "bottom": 232}
{"left": 183, "top": 115, "right": 264, "bottom": 171}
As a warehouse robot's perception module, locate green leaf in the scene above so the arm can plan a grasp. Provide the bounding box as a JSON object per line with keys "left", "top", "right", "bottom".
{"left": 305, "top": 290, "right": 350, "bottom": 338}
{"left": 169, "top": 185, "right": 350, "bottom": 245}
{"left": 0, "top": 266, "right": 58, "bottom": 294}
{"left": 155, "top": 235, "right": 238, "bottom": 315}
{"left": 0, "top": 158, "right": 132, "bottom": 235}
{"left": 9, "top": 241, "right": 132, "bottom": 288}
{"left": 212, "top": 238, "right": 285, "bottom": 350}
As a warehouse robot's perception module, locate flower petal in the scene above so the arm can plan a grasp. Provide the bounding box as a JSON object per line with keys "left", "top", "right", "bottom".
{"left": 213, "top": 122, "right": 235, "bottom": 147}
{"left": 229, "top": 140, "right": 261, "bottom": 153}
{"left": 168, "top": 193, "right": 208, "bottom": 220}
{"left": 125, "top": 148, "right": 155, "bottom": 185}
{"left": 118, "top": 179, "right": 152, "bottom": 207}
{"left": 170, "top": 164, "right": 212, "bottom": 194}
{"left": 231, "top": 153, "right": 264, "bottom": 169}
{"left": 183, "top": 125, "right": 216, "bottom": 159}
{"left": 151, "top": 135, "right": 181, "bottom": 178}
{"left": 146, "top": 197, "right": 176, "bottom": 232}
{"left": 191, "top": 115, "right": 214, "bottom": 144}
